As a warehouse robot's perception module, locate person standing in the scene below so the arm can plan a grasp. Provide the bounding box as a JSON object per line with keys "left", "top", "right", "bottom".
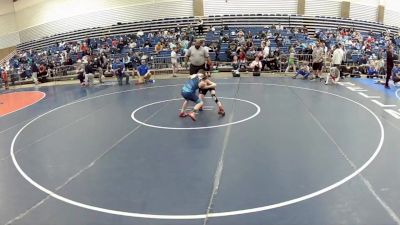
{"left": 385, "top": 45, "right": 394, "bottom": 89}
{"left": 179, "top": 71, "right": 216, "bottom": 121}
{"left": 171, "top": 47, "right": 179, "bottom": 77}
{"left": 311, "top": 42, "right": 324, "bottom": 80}
{"left": 1, "top": 66, "right": 9, "bottom": 90}
{"left": 31, "top": 61, "right": 39, "bottom": 85}
{"left": 185, "top": 40, "right": 210, "bottom": 75}
{"left": 285, "top": 48, "right": 296, "bottom": 74}
{"left": 331, "top": 44, "right": 344, "bottom": 78}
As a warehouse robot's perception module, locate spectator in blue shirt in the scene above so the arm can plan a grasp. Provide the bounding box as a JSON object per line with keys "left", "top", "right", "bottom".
{"left": 392, "top": 64, "right": 400, "bottom": 85}
{"left": 135, "top": 60, "right": 154, "bottom": 84}
{"left": 112, "top": 58, "right": 129, "bottom": 85}
{"left": 367, "top": 65, "right": 378, "bottom": 78}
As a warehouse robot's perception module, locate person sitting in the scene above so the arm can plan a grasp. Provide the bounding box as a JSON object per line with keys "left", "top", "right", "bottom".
{"left": 76, "top": 60, "right": 85, "bottom": 86}
{"left": 367, "top": 65, "right": 378, "bottom": 78}
{"left": 325, "top": 66, "right": 340, "bottom": 85}
{"left": 250, "top": 56, "right": 262, "bottom": 76}
{"left": 31, "top": 62, "right": 40, "bottom": 85}
{"left": 154, "top": 42, "right": 162, "bottom": 54}
{"left": 136, "top": 60, "right": 154, "bottom": 85}
{"left": 92, "top": 58, "right": 104, "bottom": 84}
{"left": 292, "top": 61, "right": 310, "bottom": 79}
{"left": 392, "top": 64, "right": 400, "bottom": 86}
{"left": 123, "top": 54, "right": 132, "bottom": 70}
{"left": 266, "top": 52, "right": 278, "bottom": 70}
{"left": 231, "top": 55, "right": 240, "bottom": 77}
{"left": 84, "top": 59, "right": 95, "bottom": 87}
{"left": 112, "top": 58, "right": 130, "bottom": 85}
{"left": 38, "top": 63, "right": 48, "bottom": 81}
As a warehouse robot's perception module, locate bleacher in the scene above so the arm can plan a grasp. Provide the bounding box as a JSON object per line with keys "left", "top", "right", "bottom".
{"left": 17, "top": 14, "right": 398, "bottom": 52}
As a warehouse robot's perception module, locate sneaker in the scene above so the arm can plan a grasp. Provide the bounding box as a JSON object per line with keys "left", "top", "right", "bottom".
{"left": 188, "top": 112, "right": 196, "bottom": 121}
{"left": 149, "top": 79, "right": 155, "bottom": 83}
{"left": 179, "top": 112, "right": 187, "bottom": 117}
{"left": 384, "top": 85, "right": 390, "bottom": 89}
{"left": 199, "top": 106, "right": 203, "bottom": 111}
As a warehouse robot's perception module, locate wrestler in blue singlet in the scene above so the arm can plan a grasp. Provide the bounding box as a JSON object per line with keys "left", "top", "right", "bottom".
{"left": 181, "top": 76, "right": 202, "bottom": 103}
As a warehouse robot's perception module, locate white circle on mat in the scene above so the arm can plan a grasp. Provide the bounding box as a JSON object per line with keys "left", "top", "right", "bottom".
{"left": 10, "top": 83, "right": 384, "bottom": 220}
{"left": 131, "top": 97, "right": 260, "bottom": 130}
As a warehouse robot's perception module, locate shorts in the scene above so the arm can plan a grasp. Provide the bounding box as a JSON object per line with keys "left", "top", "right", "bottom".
{"left": 199, "top": 88, "right": 215, "bottom": 95}
{"left": 181, "top": 91, "right": 201, "bottom": 104}
{"left": 172, "top": 62, "right": 179, "bottom": 68}
{"left": 312, "top": 62, "right": 323, "bottom": 71}
{"left": 190, "top": 64, "right": 205, "bottom": 75}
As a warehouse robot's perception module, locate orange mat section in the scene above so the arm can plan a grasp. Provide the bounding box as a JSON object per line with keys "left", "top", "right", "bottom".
{"left": 0, "top": 91, "right": 46, "bottom": 117}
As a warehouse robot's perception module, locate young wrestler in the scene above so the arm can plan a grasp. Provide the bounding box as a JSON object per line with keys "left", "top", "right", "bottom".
{"left": 198, "top": 70, "right": 225, "bottom": 116}
{"left": 179, "top": 71, "right": 216, "bottom": 121}
{"left": 325, "top": 66, "right": 340, "bottom": 85}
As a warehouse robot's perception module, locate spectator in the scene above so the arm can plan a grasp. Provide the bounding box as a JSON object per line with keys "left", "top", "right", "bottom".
{"left": 84, "top": 59, "right": 95, "bottom": 87}
{"left": 332, "top": 44, "right": 344, "bottom": 77}
{"left": 76, "top": 60, "right": 85, "bottom": 86}
{"left": 392, "top": 64, "right": 400, "bottom": 86}
{"left": 123, "top": 54, "right": 132, "bottom": 70}
{"left": 367, "top": 65, "right": 378, "bottom": 78}
{"left": 31, "top": 61, "right": 39, "bottom": 85}
{"left": 250, "top": 56, "right": 262, "bottom": 76}
{"left": 155, "top": 42, "right": 163, "bottom": 54}
{"left": 1, "top": 66, "right": 9, "bottom": 90}
{"left": 266, "top": 52, "right": 277, "bottom": 70}
{"left": 143, "top": 40, "right": 152, "bottom": 48}
{"left": 112, "top": 58, "right": 130, "bottom": 86}
{"left": 232, "top": 55, "right": 240, "bottom": 77}
{"left": 285, "top": 48, "right": 296, "bottom": 73}
{"left": 136, "top": 60, "right": 154, "bottom": 84}
{"left": 292, "top": 61, "right": 310, "bottom": 79}
{"left": 197, "top": 18, "right": 204, "bottom": 35}
{"left": 92, "top": 57, "right": 104, "bottom": 84}
{"left": 171, "top": 46, "right": 179, "bottom": 77}
{"left": 131, "top": 52, "right": 141, "bottom": 74}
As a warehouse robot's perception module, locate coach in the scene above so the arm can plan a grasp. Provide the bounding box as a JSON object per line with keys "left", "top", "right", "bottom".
{"left": 185, "top": 40, "right": 210, "bottom": 75}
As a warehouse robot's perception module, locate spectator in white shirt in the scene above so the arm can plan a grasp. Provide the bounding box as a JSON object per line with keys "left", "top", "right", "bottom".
{"left": 332, "top": 44, "right": 344, "bottom": 77}
{"left": 250, "top": 56, "right": 262, "bottom": 76}
{"left": 171, "top": 47, "right": 179, "bottom": 77}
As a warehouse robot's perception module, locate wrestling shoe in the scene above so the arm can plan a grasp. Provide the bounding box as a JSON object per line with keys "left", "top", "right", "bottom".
{"left": 218, "top": 107, "right": 226, "bottom": 116}
{"left": 179, "top": 112, "right": 187, "bottom": 117}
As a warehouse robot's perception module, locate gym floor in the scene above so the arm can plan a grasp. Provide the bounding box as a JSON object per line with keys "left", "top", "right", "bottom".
{"left": 1, "top": 76, "right": 400, "bottom": 225}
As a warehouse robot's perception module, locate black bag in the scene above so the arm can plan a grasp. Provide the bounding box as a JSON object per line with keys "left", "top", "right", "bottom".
{"left": 232, "top": 70, "right": 240, "bottom": 77}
